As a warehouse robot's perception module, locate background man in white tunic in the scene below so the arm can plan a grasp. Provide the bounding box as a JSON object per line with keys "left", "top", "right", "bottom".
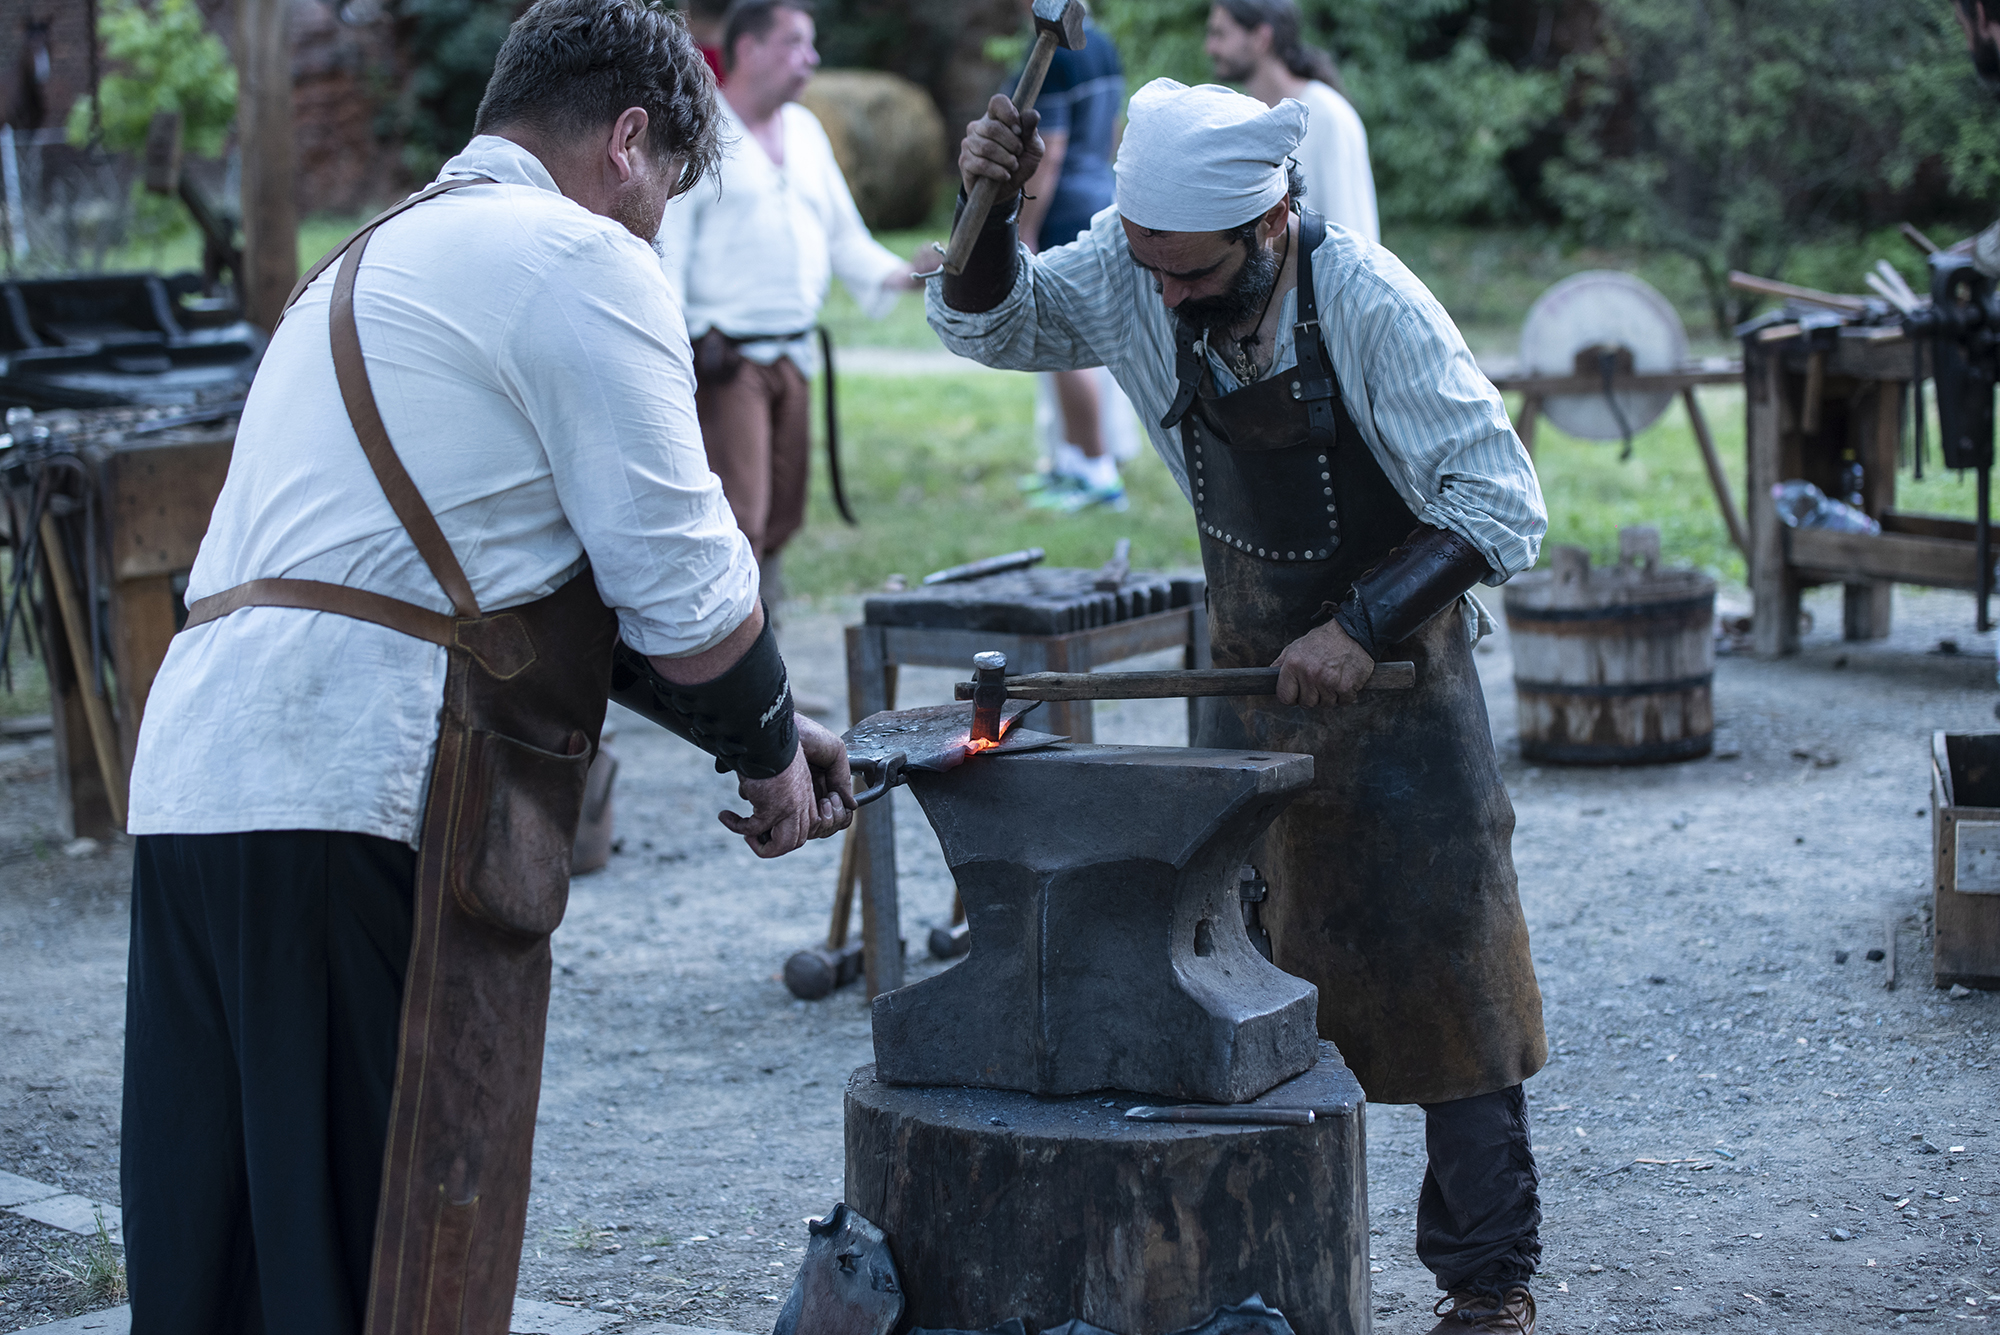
{"left": 657, "top": 0, "right": 921, "bottom": 594}
{"left": 1205, "top": 0, "right": 1379, "bottom": 243}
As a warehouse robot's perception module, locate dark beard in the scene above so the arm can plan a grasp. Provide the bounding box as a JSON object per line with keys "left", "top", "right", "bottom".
{"left": 1176, "top": 239, "right": 1282, "bottom": 340}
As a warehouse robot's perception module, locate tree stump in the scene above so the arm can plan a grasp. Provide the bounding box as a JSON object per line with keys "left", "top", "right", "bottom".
{"left": 844, "top": 1043, "right": 1368, "bottom": 1335}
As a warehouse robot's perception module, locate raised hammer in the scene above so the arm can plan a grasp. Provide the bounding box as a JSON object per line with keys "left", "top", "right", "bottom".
{"left": 941, "top": 0, "right": 1087, "bottom": 275}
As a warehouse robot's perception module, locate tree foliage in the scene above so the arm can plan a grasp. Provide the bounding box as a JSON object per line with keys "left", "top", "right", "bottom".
{"left": 65, "top": 0, "right": 238, "bottom": 248}
{"left": 1547, "top": 0, "right": 2000, "bottom": 331}
{"left": 1087, "top": 0, "right": 1561, "bottom": 225}
{"left": 381, "top": 0, "right": 521, "bottom": 179}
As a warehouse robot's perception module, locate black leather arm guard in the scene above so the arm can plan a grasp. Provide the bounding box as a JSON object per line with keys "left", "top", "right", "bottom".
{"left": 1328, "top": 526, "right": 1492, "bottom": 661}
{"left": 607, "top": 609, "right": 798, "bottom": 780}
{"left": 940, "top": 188, "right": 1023, "bottom": 314}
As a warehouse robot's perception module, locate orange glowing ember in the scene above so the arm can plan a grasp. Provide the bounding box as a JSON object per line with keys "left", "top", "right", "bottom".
{"left": 965, "top": 736, "right": 1000, "bottom": 755}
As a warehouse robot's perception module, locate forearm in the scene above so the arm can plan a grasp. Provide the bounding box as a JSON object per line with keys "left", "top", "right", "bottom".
{"left": 1326, "top": 526, "right": 1491, "bottom": 660}
{"left": 940, "top": 187, "right": 1023, "bottom": 314}
{"left": 610, "top": 601, "right": 798, "bottom": 779}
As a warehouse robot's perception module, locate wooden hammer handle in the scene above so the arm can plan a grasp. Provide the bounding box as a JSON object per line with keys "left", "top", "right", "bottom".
{"left": 954, "top": 663, "right": 1416, "bottom": 702}
{"left": 943, "top": 30, "right": 1061, "bottom": 275}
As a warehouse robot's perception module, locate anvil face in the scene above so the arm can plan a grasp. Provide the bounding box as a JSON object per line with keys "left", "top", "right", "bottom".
{"left": 870, "top": 744, "right": 1320, "bottom": 1103}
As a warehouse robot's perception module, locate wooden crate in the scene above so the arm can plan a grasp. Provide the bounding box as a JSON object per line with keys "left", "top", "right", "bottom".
{"left": 1930, "top": 731, "right": 2000, "bottom": 989}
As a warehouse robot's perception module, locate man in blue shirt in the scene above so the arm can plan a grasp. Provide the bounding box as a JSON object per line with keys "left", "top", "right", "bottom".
{"left": 1014, "top": 3, "right": 1131, "bottom": 511}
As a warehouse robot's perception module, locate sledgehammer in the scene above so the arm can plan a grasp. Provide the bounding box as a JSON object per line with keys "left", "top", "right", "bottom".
{"left": 941, "top": 0, "right": 1088, "bottom": 275}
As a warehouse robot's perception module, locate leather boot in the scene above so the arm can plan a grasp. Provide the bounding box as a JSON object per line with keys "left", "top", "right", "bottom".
{"left": 1426, "top": 1286, "right": 1536, "bottom": 1335}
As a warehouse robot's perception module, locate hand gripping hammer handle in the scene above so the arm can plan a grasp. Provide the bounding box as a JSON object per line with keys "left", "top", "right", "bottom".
{"left": 942, "top": 0, "right": 1086, "bottom": 275}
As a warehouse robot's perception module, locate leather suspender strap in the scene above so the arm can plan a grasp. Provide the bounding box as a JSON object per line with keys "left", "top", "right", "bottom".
{"left": 183, "top": 578, "right": 457, "bottom": 645}
{"left": 330, "top": 228, "right": 482, "bottom": 618}
{"left": 278, "top": 176, "right": 492, "bottom": 322}
{"left": 182, "top": 175, "right": 496, "bottom": 642}
{"left": 1290, "top": 210, "right": 1339, "bottom": 449}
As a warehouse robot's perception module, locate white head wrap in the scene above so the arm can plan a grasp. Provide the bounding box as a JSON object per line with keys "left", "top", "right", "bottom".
{"left": 1112, "top": 78, "right": 1308, "bottom": 233}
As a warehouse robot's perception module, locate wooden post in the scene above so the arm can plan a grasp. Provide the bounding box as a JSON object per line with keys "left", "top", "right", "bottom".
{"left": 1683, "top": 386, "right": 1748, "bottom": 557}
{"left": 1747, "top": 340, "right": 1800, "bottom": 657}
{"left": 237, "top": 0, "right": 298, "bottom": 330}
{"left": 1842, "top": 379, "right": 1901, "bottom": 641}
{"left": 1514, "top": 392, "right": 1541, "bottom": 455}
{"left": 846, "top": 624, "right": 903, "bottom": 998}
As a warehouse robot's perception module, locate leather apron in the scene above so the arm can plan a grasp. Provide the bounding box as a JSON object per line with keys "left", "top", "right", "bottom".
{"left": 183, "top": 179, "right": 620, "bottom": 1333}
{"left": 1178, "top": 212, "right": 1545, "bottom": 1106}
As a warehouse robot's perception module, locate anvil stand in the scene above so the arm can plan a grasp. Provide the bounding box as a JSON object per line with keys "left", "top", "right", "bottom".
{"left": 844, "top": 742, "right": 1371, "bottom": 1335}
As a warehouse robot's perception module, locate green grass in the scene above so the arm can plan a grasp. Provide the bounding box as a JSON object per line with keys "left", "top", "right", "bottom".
{"left": 787, "top": 371, "right": 1199, "bottom": 598}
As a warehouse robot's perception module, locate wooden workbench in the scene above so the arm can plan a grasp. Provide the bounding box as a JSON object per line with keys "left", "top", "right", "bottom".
{"left": 8, "top": 418, "right": 234, "bottom": 838}
{"left": 1740, "top": 324, "right": 1969, "bottom": 657}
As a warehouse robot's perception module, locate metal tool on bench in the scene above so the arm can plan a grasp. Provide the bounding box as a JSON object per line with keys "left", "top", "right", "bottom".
{"left": 954, "top": 657, "right": 1417, "bottom": 708}
{"left": 939, "top": 0, "right": 1088, "bottom": 276}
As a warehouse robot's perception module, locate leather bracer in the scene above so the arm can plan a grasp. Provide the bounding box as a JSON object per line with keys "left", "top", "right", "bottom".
{"left": 1328, "top": 526, "right": 1491, "bottom": 660}
{"left": 608, "top": 608, "right": 798, "bottom": 780}
{"left": 940, "top": 188, "right": 1023, "bottom": 314}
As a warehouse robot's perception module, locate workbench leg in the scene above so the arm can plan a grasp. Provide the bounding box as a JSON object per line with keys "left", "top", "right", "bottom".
{"left": 1842, "top": 583, "right": 1892, "bottom": 641}
{"left": 1747, "top": 345, "right": 1801, "bottom": 657}
{"left": 846, "top": 625, "right": 903, "bottom": 998}
{"left": 109, "top": 573, "right": 181, "bottom": 775}
{"left": 39, "top": 569, "right": 116, "bottom": 840}
{"left": 1185, "top": 602, "right": 1211, "bottom": 745}
{"left": 1043, "top": 635, "right": 1094, "bottom": 743}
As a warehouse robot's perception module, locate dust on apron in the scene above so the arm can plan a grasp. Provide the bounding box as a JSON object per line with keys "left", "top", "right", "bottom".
{"left": 183, "top": 178, "right": 620, "bottom": 1334}
{"left": 1171, "top": 210, "right": 1545, "bottom": 1106}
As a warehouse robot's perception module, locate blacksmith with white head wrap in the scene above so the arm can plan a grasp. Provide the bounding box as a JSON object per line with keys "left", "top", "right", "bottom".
{"left": 929, "top": 76, "right": 1552, "bottom": 1335}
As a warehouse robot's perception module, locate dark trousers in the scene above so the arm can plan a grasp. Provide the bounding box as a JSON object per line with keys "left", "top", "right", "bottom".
{"left": 1416, "top": 1084, "right": 1542, "bottom": 1295}
{"left": 123, "top": 830, "right": 414, "bottom": 1335}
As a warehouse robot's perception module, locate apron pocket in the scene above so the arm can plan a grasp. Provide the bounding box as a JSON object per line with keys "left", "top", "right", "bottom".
{"left": 450, "top": 728, "right": 592, "bottom": 939}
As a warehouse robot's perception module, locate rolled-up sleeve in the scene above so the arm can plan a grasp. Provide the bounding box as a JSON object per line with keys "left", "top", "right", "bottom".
{"left": 499, "top": 231, "right": 758, "bottom": 656}
{"left": 1339, "top": 271, "right": 1547, "bottom": 582}
{"left": 925, "top": 210, "right": 1141, "bottom": 373}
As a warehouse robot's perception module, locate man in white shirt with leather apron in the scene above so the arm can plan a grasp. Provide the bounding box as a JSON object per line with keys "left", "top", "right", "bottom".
{"left": 121, "top": 3, "right": 852, "bottom": 1331}
{"left": 931, "top": 80, "right": 1550, "bottom": 1335}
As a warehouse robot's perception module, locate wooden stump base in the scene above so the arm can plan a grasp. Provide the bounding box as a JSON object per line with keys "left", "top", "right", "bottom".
{"left": 844, "top": 1042, "right": 1368, "bottom": 1335}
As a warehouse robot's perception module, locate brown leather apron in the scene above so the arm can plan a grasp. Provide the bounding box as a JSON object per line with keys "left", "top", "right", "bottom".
{"left": 1180, "top": 213, "right": 1546, "bottom": 1106}
{"left": 184, "top": 179, "right": 620, "bottom": 1333}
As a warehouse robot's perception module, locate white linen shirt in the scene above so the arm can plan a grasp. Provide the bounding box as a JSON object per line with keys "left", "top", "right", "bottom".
{"left": 924, "top": 210, "right": 1545, "bottom": 582}
{"left": 655, "top": 100, "right": 905, "bottom": 376}
{"left": 128, "top": 136, "right": 758, "bottom": 846}
{"left": 1292, "top": 81, "right": 1379, "bottom": 245}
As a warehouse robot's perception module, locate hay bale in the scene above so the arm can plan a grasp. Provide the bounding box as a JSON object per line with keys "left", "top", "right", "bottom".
{"left": 797, "top": 70, "right": 946, "bottom": 230}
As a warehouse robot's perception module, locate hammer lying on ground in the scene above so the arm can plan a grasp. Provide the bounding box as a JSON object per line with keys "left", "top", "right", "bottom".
{"left": 941, "top": 0, "right": 1088, "bottom": 275}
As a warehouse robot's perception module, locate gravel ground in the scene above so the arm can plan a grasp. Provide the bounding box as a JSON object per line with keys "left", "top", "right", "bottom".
{"left": 2, "top": 583, "right": 1996, "bottom": 1334}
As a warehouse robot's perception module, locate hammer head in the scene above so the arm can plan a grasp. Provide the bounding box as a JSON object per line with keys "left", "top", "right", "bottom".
{"left": 1032, "top": 0, "right": 1087, "bottom": 49}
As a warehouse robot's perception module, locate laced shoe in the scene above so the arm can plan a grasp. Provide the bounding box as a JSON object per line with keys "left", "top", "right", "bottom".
{"left": 1035, "top": 477, "right": 1128, "bottom": 514}
{"left": 1425, "top": 1287, "right": 1535, "bottom": 1335}
{"left": 1018, "top": 468, "right": 1074, "bottom": 494}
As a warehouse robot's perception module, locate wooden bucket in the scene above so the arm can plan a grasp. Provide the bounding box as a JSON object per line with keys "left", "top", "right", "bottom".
{"left": 1502, "top": 529, "right": 1715, "bottom": 765}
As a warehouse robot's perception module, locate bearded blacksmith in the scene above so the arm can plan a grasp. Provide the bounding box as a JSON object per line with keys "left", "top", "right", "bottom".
{"left": 930, "top": 79, "right": 1550, "bottom": 1335}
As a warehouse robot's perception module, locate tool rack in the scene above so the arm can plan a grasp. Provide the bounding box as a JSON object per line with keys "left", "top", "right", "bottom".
{"left": 1, "top": 406, "right": 236, "bottom": 837}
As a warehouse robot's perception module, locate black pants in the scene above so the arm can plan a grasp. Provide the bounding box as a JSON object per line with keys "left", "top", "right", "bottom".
{"left": 124, "top": 830, "right": 414, "bottom": 1335}
{"left": 1417, "top": 1084, "right": 1541, "bottom": 1295}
